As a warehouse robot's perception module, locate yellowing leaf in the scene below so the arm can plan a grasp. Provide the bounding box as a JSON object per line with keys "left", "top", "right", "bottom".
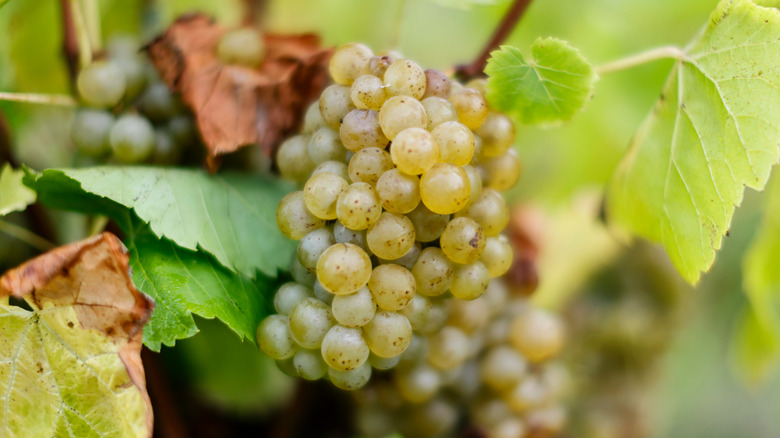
{"left": 0, "top": 163, "right": 35, "bottom": 216}
{"left": 0, "top": 232, "right": 154, "bottom": 437}
{"left": 608, "top": 0, "right": 780, "bottom": 283}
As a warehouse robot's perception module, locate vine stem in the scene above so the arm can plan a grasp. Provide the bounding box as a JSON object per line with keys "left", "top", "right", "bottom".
{"left": 595, "top": 46, "right": 686, "bottom": 75}
{"left": 0, "top": 219, "right": 56, "bottom": 252}
{"left": 59, "top": 0, "right": 79, "bottom": 84}
{"left": 70, "top": 0, "right": 93, "bottom": 67}
{"left": 0, "top": 92, "right": 77, "bottom": 106}
{"left": 82, "top": 0, "right": 102, "bottom": 52}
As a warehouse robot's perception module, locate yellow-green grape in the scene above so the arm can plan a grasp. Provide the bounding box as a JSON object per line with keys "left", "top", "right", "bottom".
{"left": 277, "top": 191, "right": 326, "bottom": 240}
{"left": 480, "top": 346, "right": 527, "bottom": 391}
{"left": 274, "top": 282, "right": 313, "bottom": 315}
{"left": 471, "top": 134, "right": 484, "bottom": 164}
{"left": 402, "top": 397, "right": 459, "bottom": 438}
{"left": 389, "top": 127, "right": 439, "bottom": 175}
{"left": 303, "top": 172, "right": 348, "bottom": 220}
{"left": 311, "top": 160, "right": 350, "bottom": 181}
{"left": 383, "top": 59, "right": 426, "bottom": 99}
{"left": 297, "top": 227, "right": 337, "bottom": 273}
{"left": 377, "top": 242, "right": 421, "bottom": 270}
{"left": 483, "top": 278, "right": 509, "bottom": 316}
{"left": 340, "top": 109, "right": 389, "bottom": 152}
{"left": 462, "top": 164, "right": 483, "bottom": 208}
{"left": 331, "top": 286, "right": 376, "bottom": 327}
{"left": 217, "top": 28, "right": 265, "bottom": 68}
{"left": 427, "top": 326, "right": 470, "bottom": 370}
{"left": 312, "top": 279, "right": 335, "bottom": 305}
{"left": 329, "top": 42, "right": 373, "bottom": 85}
{"left": 378, "top": 95, "right": 427, "bottom": 140}
{"left": 77, "top": 61, "right": 127, "bottom": 108}
{"left": 481, "top": 148, "right": 521, "bottom": 191}
{"left": 476, "top": 112, "right": 515, "bottom": 157}
{"left": 303, "top": 101, "right": 328, "bottom": 134}
{"left": 333, "top": 221, "right": 370, "bottom": 253}
{"left": 421, "top": 97, "right": 458, "bottom": 130}
{"left": 504, "top": 376, "right": 550, "bottom": 413}
{"left": 368, "top": 352, "right": 401, "bottom": 370}
{"left": 293, "top": 348, "right": 328, "bottom": 381}
{"left": 348, "top": 147, "right": 394, "bottom": 186}
{"left": 470, "top": 394, "right": 513, "bottom": 428}
{"left": 481, "top": 235, "right": 513, "bottom": 278}
{"left": 395, "top": 364, "right": 441, "bottom": 403}
{"left": 355, "top": 405, "right": 395, "bottom": 438}
{"left": 456, "top": 188, "right": 509, "bottom": 236}
{"left": 277, "top": 135, "right": 315, "bottom": 183}
{"left": 368, "top": 264, "right": 416, "bottom": 311}
{"left": 290, "top": 252, "right": 316, "bottom": 287}
{"left": 447, "top": 297, "right": 490, "bottom": 334}
{"left": 449, "top": 87, "right": 488, "bottom": 129}
{"left": 488, "top": 417, "right": 527, "bottom": 438}
{"left": 351, "top": 74, "right": 387, "bottom": 110}
{"left": 336, "top": 182, "right": 382, "bottom": 230}
{"left": 363, "top": 311, "right": 413, "bottom": 357}
{"left": 376, "top": 168, "right": 420, "bottom": 214}
{"left": 509, "top": 309, "right": 566, "bottom": 363}
{"left": 366, "top": 212, "right": 416, "bottom": 260}
{"left": 399, "top": 333, "right": 429, "bottom": 366}
{"left": 316, "top": 243, "right": 372, "bottom": 295}
{"left": 321, "top": 324, "right": 370, "bottom": 371}
{"left": 257, "top": 315, "right": 296, "bottom": 360}
{"left": 465, "top": 78, "right": 487, "bottom": 94}
{"left": 450, "top": 261, "right": 490, "bottom": 300}
{"left": 525, "top": 406, "right": 567, "bottom": 437}
{"left": 420, "top": 163, "right": 471, "bottom": 214}
{"left": 308, "top": 127, "right": 346, "bottom": 165}
{"left": 398, "top": 294, "right": 431, "bottom": 331}
{"left": 432, "top": 121, "right": 475, "bottom": 166}
{"left": 328, "top": 361, "right": 372, "bottom": 391}
{"left": 289, "top": 297, "right": 335, "bottom": 349}
{"left": 407, "top": 204, "right": 450, "bottom": 243}
{"left": 319, "top": 84, "right": 356, "bottom": 130}
{"left": 369, "top": 55, "right": 392, "bottom": 77}
{"left": 422, "top": 69, "right": 451, "bottom": 99}
{"left": 440, "top": 217, "right": 486, "bottom": 264}
{"left": 412, "top": 247, "right": 454, "bottom": 297}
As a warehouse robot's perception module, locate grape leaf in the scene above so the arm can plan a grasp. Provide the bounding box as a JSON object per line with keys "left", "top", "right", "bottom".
{"left": 25, "top": 167, "right": 296, "bottom": 278}
{"left": 0, "top": 232, "right": 154, "bottom": 437}
{"left": 0, "top": 163, "right": 35, "bottom": 215}
{"left": 485, "top": 38, "right": 597, "bottom": 125}
{"left": 607, "top": 0, "right": 780, "bottom": 283}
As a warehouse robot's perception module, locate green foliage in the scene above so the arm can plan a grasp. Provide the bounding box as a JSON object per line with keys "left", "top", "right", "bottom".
{"left": 0, "top": 163, "right": 35, "bottom": 215}
{"left": 485, "top": 38, "right": 597, "bottom": 125}
{"left": 607, "top": 0, "right": 780, "bottom": 283}
{"left": 429, "top": 0, "right": 509, "bottom": 10}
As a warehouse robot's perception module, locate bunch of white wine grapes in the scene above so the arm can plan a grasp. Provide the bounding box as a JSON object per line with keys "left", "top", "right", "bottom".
{"left": 70, "top": 35, "right": 198, "bottom": 165}
{"left": 259, "top": 41, "right": 522, "bottom": 392}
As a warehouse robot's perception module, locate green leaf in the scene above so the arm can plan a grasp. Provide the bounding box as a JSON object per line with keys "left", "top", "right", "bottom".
{"left": 428, "top": 0, "right": 509, "bottom": 10}
{"left": 0, "top": 0, "right": 10, "bottom": 10}
{"left": 485, "top": 38, "right": 597, "bottom": 125}
{"left": 607, "top": 0, "right": 780, "bottom": 283}
{"left": 25, "top": 167, "right": 296, "bottom": 277}
{"left": 0, "top": 163, "right": 35, "bottom": 215}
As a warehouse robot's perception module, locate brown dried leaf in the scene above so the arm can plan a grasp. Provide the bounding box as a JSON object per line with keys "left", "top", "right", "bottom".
{"left": 147, "top": 14, "right": 333, "bottom": 170}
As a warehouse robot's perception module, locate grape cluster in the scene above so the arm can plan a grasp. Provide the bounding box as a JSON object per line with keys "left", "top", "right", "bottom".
{"left": 70, "top": 36, "right": 197, "bottom": 164}
{"left": 259, "top": 42, "right": 522, "bottom": 392}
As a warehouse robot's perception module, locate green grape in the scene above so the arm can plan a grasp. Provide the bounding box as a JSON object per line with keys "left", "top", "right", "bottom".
{"left": 401, "top": 397, "right": 458, "bottom": 438}
{"left": 311, "top": 160, "right": 350, "bottom": 181}
{"left": 422, "top": 69, "right": 451, "bottom": 99}
{"left": 450, "top": 261, "right": 490, "bottom": 300}
{"left": 418, "top": 298, "right": 450, "bottom": 336}
{"left": 274, "top": 282, "right": 313, "bottom": 315}
{"left": 481, "top": 235, "right": 513, "bottom": 278}
{"left": 427, "top": 326, "right": 470, "bottom": 370}
{"left": 303, "top": 101, "right": 328, "bottom": 134}
{"left": 421, "top": 97, "right": 458, "bottom": 130}
{"left": 480, "top": 346, "right": 527, "bottom": 391}
{"left": 289, "top": 297, "right": 335, "bottom": 349}
{"left": 419, "top": 163, "right": 471, "bottom": 214}
{"left": 412, "top": 247, "right": 453, "bottom": 297}
{"left": 332, "top": 286, "right": 376, "bottom": 327}
{"left": 462, "top": 164, "right": 483, "bottom": 208}
{"left": 308, "top": 127, "right": 347, "bottom": 165}
{"left": 257, "top": 314, "right": 296, "bottom": 360}
{"left": 377, "top": 242, "right": 421, "bottom": 270}
{"left": 351, "top": 74, "right": 387, "bottom": 110}
{"left": 108, "top": 52, "right": 147, "bottom": 100}
{"left": 368, "top": 352, "right": 401, "bottom": 370}
{"left": 363, "top": 311, "right": 413, "bottom": 358}
{"left": 77, "top": 60, "right": 127, "bottom": 107}
{"left": 399, "top": 333, "right": 429, "bottom": 366}
{"left": 447, "top": 297, "right": 490, "bottom": 334}
{"left": 319, "top": 84, "right": 356, "bottom": 130}
{"left": 395, "top": 364, "right": 441, "bottom": 403}
{"left": 465, "top": 78, "right": 487, "bottom": 94}
{"left": 297, "top": 227, "right": 337, "bottom": 272}
{"left": 366, "top": 212, "right": 416, "bottom": 260}
{"left": 383, "top": 59, "right": 426, "bottom": 99}
{"left": 275, "top": 357, "right": 299, "bottom": 377}
{"left": 316, "top": 243, "right": 372, "bottom": 295}
{"left": 290, "top": 252, "right": 316, "bottom": 287}
{"left": 276, "top": 191, "right": 326, "bottom": 240}
{"left": 321, "top": 324, "right": 370, "bottom": 371}
{"left": 476, "top": 112, "right": 515, "bottom": 158}
{"left": 329, "top": 42, "right": 373, "bottom": 85}
{"left": 432, "top": 121, "right": 475, "bottom": 166}
{"left": 406, "top": 204, "right": 449, "bottom": 243}
{"left": 483, "top": 278, "right": 510, "bottom": 316}
{"left": 348, "top": 147, "right": 394, "bottom": 185}
{"left": 509, "top": 309, "right": 566, "bottom": 363}
{"left": 312, "top": 279, "right": 335, "bottom": 305}
{"left": 525, "top": 405, "right": 567, "bottom": 437}
{"left": 355, "top": 404, "right": 396, "bottom": 438}
{"left": 488, "top": 417, "right": 527, "bottom": 438}
{"left": 440, "top": 217, "right": 486, "bottom": 264}
{"left": 277, "top": 135, "right": 315, "bottom": 183}
{"left": 71, "top": 109, "right": 114, "bottom": 156}
{"left": 398, "top": 294, "right": 431, "bottom": 331}
{"left": 481, "top": 149, "right": 521, "bottom": 191}
{"left": 217, "top": 28, "right": 266, "bottom": 68}
{"left": 336, "top": 182, "right": 382, "bottom": 230}
{"left": 293, "top": 348, "right": 328, "bottom": 381}
{"left": 456, "top": 188, "right": 508, "bottom": 236}
{"left": 504, "top": 376, "right": 549, "bottom": 413}
{"left": 139, "top": 82, "right": 180, "bottom": 121}
{"left": 368, "top": 264, "right": 416, "bottom": 311}
{"left": 449, "top": 87, "right": 488, "bottom": 129}
{"left": 471, "top": 134, "right": 484, "bottom": 164}
{"left": 340, "top": 109, "right": 389, "bottom": 152}
{"left": 389, "top": 127, "right": 439, "bottom": 175}
{"left": 151, "top": 129, "right": 183, "bottom": 165}
{"left": 109, "top": 114, "right": 155, "bottom": 163}
{"left": 328, "top": 361, "right": 372, "bottom": 391}
{"left": 167, "top": 115, "right": 196, "bottom": 147}
{"left": 368, "top": 55, "right": 392, "bottom": 77}
{"left": 303, "top": 171, "right": 349, "bottom": 220}
{"left": 376, "top": 168, "right": 420, "bottom": 214}
{"left": 470, "top": 394, "right": 512, "bottom": 428}
{"left": 106, "top": 34, "right": 140, "bottom": 58}
{"left": 333, "top": 221, "right": 370, "bottom": 253}
{"left": 378, "top": 95, "right": 427, "bottom": 140}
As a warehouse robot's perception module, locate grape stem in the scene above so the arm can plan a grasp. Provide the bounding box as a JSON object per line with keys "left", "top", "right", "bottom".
{"left": 59, "top": 0, "right": 79, "bottom": 84}
{"left": 595, "top": 46, "right": 687, "bottom": 75}
{"left": 69, "top": 0, "right": 93, "bottom": 68}
{"left": 0, "top": 92, "right": 77, "bottom": 106}
{"left": 0, "top": 219, "right": 56, "bottom": 253}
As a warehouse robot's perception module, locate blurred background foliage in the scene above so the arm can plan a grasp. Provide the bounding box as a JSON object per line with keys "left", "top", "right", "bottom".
{"left": 0, "top": 0, "right": 778, "bottom": 436}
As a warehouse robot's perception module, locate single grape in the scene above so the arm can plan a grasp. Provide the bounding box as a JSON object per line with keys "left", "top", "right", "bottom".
{"left": 504, "top": 376, "right": 550, "bottom": 413}
{"left": 428, "top": 326, "right": 471, "bottom": 370}
{"left": 333, "top": 221, "right": 370, "bottom": 253}
{"left": 336, "top": 182, "right": 382, "bottom": 231}
{"left": 348, "top": 147, "right": 394, "bottom": 185}
{"left": 108, "top": 52, "right": 147, "bottom": 100}
{"left": 376, "top": 168, "right": 420, "bottom": 214}
{"left": 456, "top": 188, "right": 509, "bottom": 236}
{"left": 297, "top": 227, "right": 337, "bottom": 272}
{"left": 276, "top": 191, "right": 326, "bottom": 240}
{"left": 167, "top": 115, "right": 196, "bottom": 147}
{"left": 303, "top": 171, "right": 349, "bottom": 220}
{"left": 449, "top": 87, "right": 488, "bottom": 129}
{"left": 406, "top": 204, "right": 450, "bottom": 243}
{"left": 320, "top": 84, "right": 356, "bottom": 130}
{"left": 138, "top": 82, "right": 180, "bottom": 121}
{"left": 368, "top": 55, "right": 392, "bottom": 77}
{"left": 340, "top": 109, "right": 389, "bottom": 152}
{"left": 311, "top": 160, "right": 350, "bottom": 181}
{"left": 481, "top": 148, "right": 521, "bottom": 191}
{"left": 462, "top": 164, "right": 483, "bottom": 208}
{"left": 395, "top": 364, "right": 441, "bottom": 403}
{"left": 383, "top": 59, "right": 426, "bottom": 99}
{"left": 417, "top": 298, "right": 450, "bottom": 336}
{"left": 447, "top": 297, "right": 490, "bottom": 334}
{"left": 422, "top": 69, "right": 451, "bottom": 99}
{"left": 389, "top": 127, "right": 439, "bottom": 175}
{"left": 363, "top": 311, "right": 413, "bottom": 358}
{"left": 368, "top": 264, "right": 416, "bottom": 311}
{"left": 217, "top": 28, "right": 266, "bottom": 68}
{"left": 377, "top": 242, "right": 421, "bottom": 270}
{"left": 293, "top": 348, "right": 328, "bottom": 380}
{"left": 308, "top": 127, "right": 346, "bottom": 165}
{"left": 368, "top": 352, "right": 401, "bottom": 370}
{"left": 71, "top": 109, "right": 114, "bottom": 156}
{"left": 77, "top": 61, "right": 127, "bottom": 108}
{"left": 398, "top": 293, "right": 431, "bottom": 331}
{"left": 366, "top": 212, "right": 415, "bottom": 260}
{"left": 378, "top": 95, "right": 427, "bottom": 140}
{"left": 289, "top": 297, "right": 335, "bottom": 349}
{"left": 419, "top": 163, "right": 471, "bottom": 214}
{"left": 351, "top": 74, "right": 387, "bottom": 110}
{"left": 316, "top": 243, "right": 372, "bottom": 295}
{"left": 440, "top": 217, "right": 486, "bottom": 264}
{"left": 332, "top": 285, "right": 376, "bottom": 328}
{"left": 321, "top": 324, "right": 370, "bottom": 371}
{"left": 329, "top": 42, "right": 373, "bottom": 85}
{"left": 509, "top": 309, "right": 566, "bottom": 362}
{"left": 432, "top": 121, "right": 475, "bottom": 166}
{"left": 303, "top": 101, "right": 328, "bottom": 134}
{"left": 476, "top": 112, "right": 515, "bottom": 157}
{"left": 480, "top": 346, "right": 528, "bottom": 391}
{"left": 257, "top": 314, "right": 296, "bottom": 360}
{"left": 274, "top": 282, "right": 313, "bottom": 315}
{"left": 421, "top": 96, "right": 458, "bottom": 130}
{"left": 449, "top": 261, "right": 490, "bottom": 300}
{"left": 109, "top": 114, "right": 155, "bottom": 163}
{"left": 481, "top": 235, "right": 514, "bottom": 278}
{"left": 151, "top": 129, "right": 183, "bottom": 165}
{"left": 277, "top": 135, "right": 315, "bottom": 183}
{"left": 412, "top": 247, "right": 454, "bottom": 297}
{"left": 328, "top": 361, "right": 372, "bottom": 391}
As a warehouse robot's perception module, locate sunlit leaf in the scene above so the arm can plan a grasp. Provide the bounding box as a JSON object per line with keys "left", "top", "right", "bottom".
{"left": 0, "top": 163, "right": 35, "bottom": 215}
